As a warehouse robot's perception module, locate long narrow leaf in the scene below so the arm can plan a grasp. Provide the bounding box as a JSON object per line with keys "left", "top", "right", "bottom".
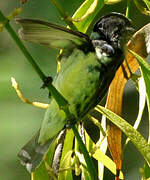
{"left": 128, "top": 50, "right": 150, "bottom": 122}
{"left": 143, "top": 0, "right": 150, "bottom": 10}
{"left": 58, "top": 151, "right": 73, "bottom": 180}
{"left": 58, "top": 129, "right": 74, "bottom": 180}
{"left": 129, "top": 50, "right": 150, "bottom": 151}
{"left": 95, "top": 105, "right": 150, "bottom": 167}
{"left": 93, "top": 149, "right": 124, "bottom": 179}
{"left": 133, "top": 77, "right": 146, "bottom": 130}
{"left": 124, "top": 77, "right": 146, "bottom": 149}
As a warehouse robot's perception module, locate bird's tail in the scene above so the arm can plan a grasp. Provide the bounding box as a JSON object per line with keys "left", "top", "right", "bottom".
{"left": 18, "top": 130, "right": 56, "bottom": 173}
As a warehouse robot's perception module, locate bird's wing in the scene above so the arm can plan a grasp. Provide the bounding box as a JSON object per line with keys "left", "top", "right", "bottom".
{"left": 16, "top": 18, "right": 90, "bottom": 49}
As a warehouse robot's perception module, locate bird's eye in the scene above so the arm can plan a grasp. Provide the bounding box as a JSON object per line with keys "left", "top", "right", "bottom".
{"left": 93, "top": 21, "right": 103, "bottom": 32}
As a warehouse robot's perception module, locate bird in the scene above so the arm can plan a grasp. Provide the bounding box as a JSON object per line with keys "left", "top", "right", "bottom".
{"left": 16, "top": 12, "right": 134, "bottom": 172}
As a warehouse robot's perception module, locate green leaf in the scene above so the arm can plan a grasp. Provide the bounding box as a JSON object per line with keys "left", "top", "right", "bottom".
{"left": 133, "top": 0, "right": 150, "bottom": 15}
{"left": 144, "top": 162, "right": 150, "bottom": 178}
{"left": 90, "top": 114, "right": 107, "bottom": 179}
{"left": 72, "top": 0, "right": 106, "bottom": 34}
{"left": 74, "top": 128, "right": 92, "bottom": 180}
{"left": 143, "top": 0, "right": 150, "bottom": 10}
{"left": 60, "top": 129, "right": 74, "bottom": 161}
{"left": 81, "top": 165, "right": 92, "bottom": 180}
{"left": 85, "top": 129, "right": 95, "bottom": 152}
{"left": 85, "top": 128, "right": 124, "bottom": 179}
{"left": 128, "top": 50, "right": 150, "bottom": 122}
{"left": 93, "top": 148, "right": 124, "bottom": 179}
{"left": 58, "top": 129, "right": 74, "bottom": 180}
{"left": 97, "top": 115, "right": 108, "bottom": 180}
{"left": 105, "top": 0, "right": 122, "bottom": 4}
{"left": 31, "top": 163, "right": 50, "bottom": 180}
{"left": 95, "top": 105, "right": 150, "bottom": 167}
{"left": 75, "top": 151, "right": 92, "bottom": 180}
{"left": 124, "top": 77, "right": 146, "bottom": 147}
{"left": 133, "top": 77, "right": 146, "bottom": 129}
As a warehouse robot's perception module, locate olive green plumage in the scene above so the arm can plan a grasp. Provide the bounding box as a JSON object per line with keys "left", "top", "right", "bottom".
{"left": 38, "top": 49, "right": 101, "bottom": 144}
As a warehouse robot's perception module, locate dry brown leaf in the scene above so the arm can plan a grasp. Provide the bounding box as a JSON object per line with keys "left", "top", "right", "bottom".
{"left": 106, "top": 23, "right": 150, "bottom": 176}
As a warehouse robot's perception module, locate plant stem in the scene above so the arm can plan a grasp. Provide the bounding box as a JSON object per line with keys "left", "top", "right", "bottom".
{"left": 50, "top": 0, "right": 78, "bottom": 31}
{"left": 126, "top": 0, "right": 131, "bottom": 18}
{"left": 72, "top": 125, "right": 97, "bottom": 179}
{"left": 0, "top": 8, "right": 7, "bottom": 21}
{"left": 0, "top": 9, "right": 69, "bottom": 110}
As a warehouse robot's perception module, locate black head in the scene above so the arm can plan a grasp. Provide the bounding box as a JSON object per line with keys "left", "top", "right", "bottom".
{"left": 90, "top": 12, "right": 134, "bottom": 50}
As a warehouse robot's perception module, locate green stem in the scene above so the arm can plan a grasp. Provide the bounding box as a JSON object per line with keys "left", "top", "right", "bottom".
{"left": 0, "top": 9, "right": 69, "bottom": 110}
{"left": 50, "top": 0, "right": 78, "bottom": 31}
{"left": 126, "top": 0, "right": 131, "bottom": 18}
{"left": 72, "top": 125, "right": 97, "bottom": 179}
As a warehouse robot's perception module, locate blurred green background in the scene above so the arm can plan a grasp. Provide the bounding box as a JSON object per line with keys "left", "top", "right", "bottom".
{"left": 0, "top": 0, "right": 150, "bottom": 180}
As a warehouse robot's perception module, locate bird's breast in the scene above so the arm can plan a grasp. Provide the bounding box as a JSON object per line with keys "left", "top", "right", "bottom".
{"left": 54, "top": 49, "right": 102, "bottom": 118}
